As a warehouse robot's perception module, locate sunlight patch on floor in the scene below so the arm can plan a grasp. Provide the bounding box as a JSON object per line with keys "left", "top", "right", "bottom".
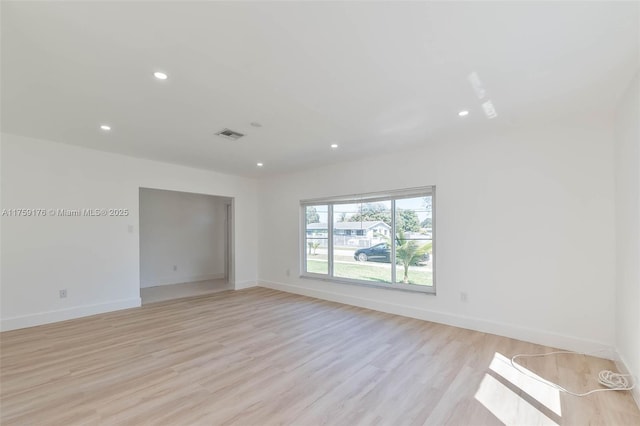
{"left": 474, "top": 352, "right": 561, "bottom": 425}
{"left": 490, "top": 352, "right": 562, "bottom": 416}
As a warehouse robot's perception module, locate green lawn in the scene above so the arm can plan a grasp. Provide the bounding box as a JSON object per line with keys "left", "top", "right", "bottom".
{"left": 306, "top": 259, "right": 433, "bottom": 286}
{"left": 306, "top": 254, "right": 353, "bottom": 263}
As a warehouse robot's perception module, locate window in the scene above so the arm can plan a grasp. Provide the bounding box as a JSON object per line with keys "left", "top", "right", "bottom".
{"left": 304, "top": 205, "right": 329, "bottom": 275}
{"left": 301, "top": 187, "right": 435, "bottom": 293}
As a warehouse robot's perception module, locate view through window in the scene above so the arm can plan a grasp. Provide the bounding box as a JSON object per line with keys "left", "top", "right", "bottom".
{"left": 302, "top": 187, "right": 434, "bottom": 292}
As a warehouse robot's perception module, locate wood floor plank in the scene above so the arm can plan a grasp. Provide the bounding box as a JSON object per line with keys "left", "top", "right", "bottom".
{"left": 1, "top": 288, "right": 638, "bottom": 425}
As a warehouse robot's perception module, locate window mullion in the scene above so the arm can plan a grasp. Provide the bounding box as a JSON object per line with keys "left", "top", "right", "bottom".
{"left": 391, "top": 199, "right": 396, "bottom": 284}
{"left": 301, "top": 206, "right": 307, "bottom": 274}
{"left": 328, "top": 204, "right": 334, "bottom": 277}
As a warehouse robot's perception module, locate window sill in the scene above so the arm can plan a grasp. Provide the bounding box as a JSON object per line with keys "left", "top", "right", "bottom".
{"left": 300, "top": 273, "right": 436, "bottom": 294}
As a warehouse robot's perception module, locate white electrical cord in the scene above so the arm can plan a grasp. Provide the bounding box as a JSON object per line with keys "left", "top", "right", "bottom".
{"left": 510, "top": 351, "right": 635, "bottom": 397}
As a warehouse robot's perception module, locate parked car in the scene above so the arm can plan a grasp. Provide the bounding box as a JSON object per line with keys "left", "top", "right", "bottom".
{"left": 354, "top": 243, "right": 430, "bottom": 264}
{"left": 354, "top": 243, "right": 390, "bottom": 262}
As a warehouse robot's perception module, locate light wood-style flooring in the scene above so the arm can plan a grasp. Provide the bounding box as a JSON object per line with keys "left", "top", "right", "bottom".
{"left": 141, "top": 279, "right": 232, "bottom": 304}
{"left": 1, "top": 288, "right": 639, "bottom": 425}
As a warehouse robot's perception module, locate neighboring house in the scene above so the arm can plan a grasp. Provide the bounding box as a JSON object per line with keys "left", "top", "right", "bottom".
{"left": 307, "top": 221, "right": 390, "bottom": 237}
{"left": 307, "top": 221, "right": 391, "bottom": 247}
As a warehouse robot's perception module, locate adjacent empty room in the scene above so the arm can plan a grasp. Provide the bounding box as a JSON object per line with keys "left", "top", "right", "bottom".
{"left": 139, "top": 188, "right": 233, "bottom": 304}
{"left": 1, "top": 1, "right": 639, "bottom": 425}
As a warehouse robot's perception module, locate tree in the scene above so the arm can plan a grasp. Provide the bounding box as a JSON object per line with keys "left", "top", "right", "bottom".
{"left": 307, "top": 240, "right": 321, "bottom": 255}
{"left": 380, "top": 229, "right": 431, "bottom": 283}
{"left": 306, "top": 207, "right": 320, "bottom": 224}
{"left": 397, "top": 209, "right": 420, "bottom": 232}
{"left": 419, "top": 196, "right": 433, "bottom": 229}
{"left": 423, "top": 196, "right": 432, "bottom": 212}
{"left": 349, "top": 203, "right": 391, "bottom": 226}
{"left": 395, "top": 229, "right": 432, "bottom": 283}
{"left": 421, "top": 218, "right": 432, "bottom": 228}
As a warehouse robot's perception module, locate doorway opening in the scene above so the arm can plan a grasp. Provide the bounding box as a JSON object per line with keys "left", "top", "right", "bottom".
{"left": 138, "top": 188, "right": 234, "bottom": 304}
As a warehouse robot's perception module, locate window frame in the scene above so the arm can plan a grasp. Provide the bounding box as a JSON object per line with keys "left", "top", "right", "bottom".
{"left": 300, "top": 186, "right": 436, "bottom": 294}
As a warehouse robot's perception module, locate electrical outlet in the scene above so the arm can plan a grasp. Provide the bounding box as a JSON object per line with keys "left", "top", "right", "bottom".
{"left": 286, "top": 269, "right": 291, "bottom": 277}
{"left": 460, "top": 292, "right": 468, "bottom": 302}
{"left": 173, "top": 265, "right": 177, "bottom": 271}
{"left": 59, "top": 289, "right": 67, "bottom": 299}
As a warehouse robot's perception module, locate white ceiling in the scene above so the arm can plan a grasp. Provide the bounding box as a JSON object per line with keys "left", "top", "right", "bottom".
{"left": 2, "top": 1, "right": 638, "bottom": 177}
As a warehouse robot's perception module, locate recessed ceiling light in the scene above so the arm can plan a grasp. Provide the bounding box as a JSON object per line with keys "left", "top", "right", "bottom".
{"left": 100, "top": 125, "right": 111, "bottom": 131}
{"left": 256, "top": 162, "right": 264, "bottom": 167}
{"left": 458, "top": 110, "right": 469, "bottom": 117}
{"left": 153, "top": 71, "right": 168, "bottom": 80}
{"left": 330, "top": 144, "right": 339, "bottom": 149}
{"left": 250, "top": 122, "right": 262, "bottom": 128}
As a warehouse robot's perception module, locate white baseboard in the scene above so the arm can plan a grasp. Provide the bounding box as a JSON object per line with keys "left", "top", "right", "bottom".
{"left": 141, "top": 273, "right": 225, "bottom": 288}
{"left": 258, "top": 280, "right": 614, "bottom": 357}
{"left": 234, "top": 280, "right": 257, "bottom": 290}
{"left": 614, "top": 352, "right": 640, "bottom": 409}
{"left": 0, "top": 298, "right": 141, "bottom": 332}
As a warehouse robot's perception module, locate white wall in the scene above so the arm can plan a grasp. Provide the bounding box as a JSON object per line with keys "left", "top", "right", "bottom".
{"left": 613, "top": 72, "right": 640, "bottom": 403}
{"left": 139, "top": 188, "right": 228, "bottom": 288}
{"left": 0, "top": 116, "right": 626, "bottom": 358}
{"left": 0, "top": 133, "right": 258, "bottom": 331}
{"left": 257, "top": 120, "right": 617, "bottom": 353}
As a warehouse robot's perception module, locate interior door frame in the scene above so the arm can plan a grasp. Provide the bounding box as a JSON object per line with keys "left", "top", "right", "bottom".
{"left": 138, "top": 187, "right": 235, "bottom": 296}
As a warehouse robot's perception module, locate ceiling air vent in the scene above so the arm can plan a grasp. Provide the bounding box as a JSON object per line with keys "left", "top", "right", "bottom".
{"left": 215, "top": 128, "right": 245, "bottom": 141}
